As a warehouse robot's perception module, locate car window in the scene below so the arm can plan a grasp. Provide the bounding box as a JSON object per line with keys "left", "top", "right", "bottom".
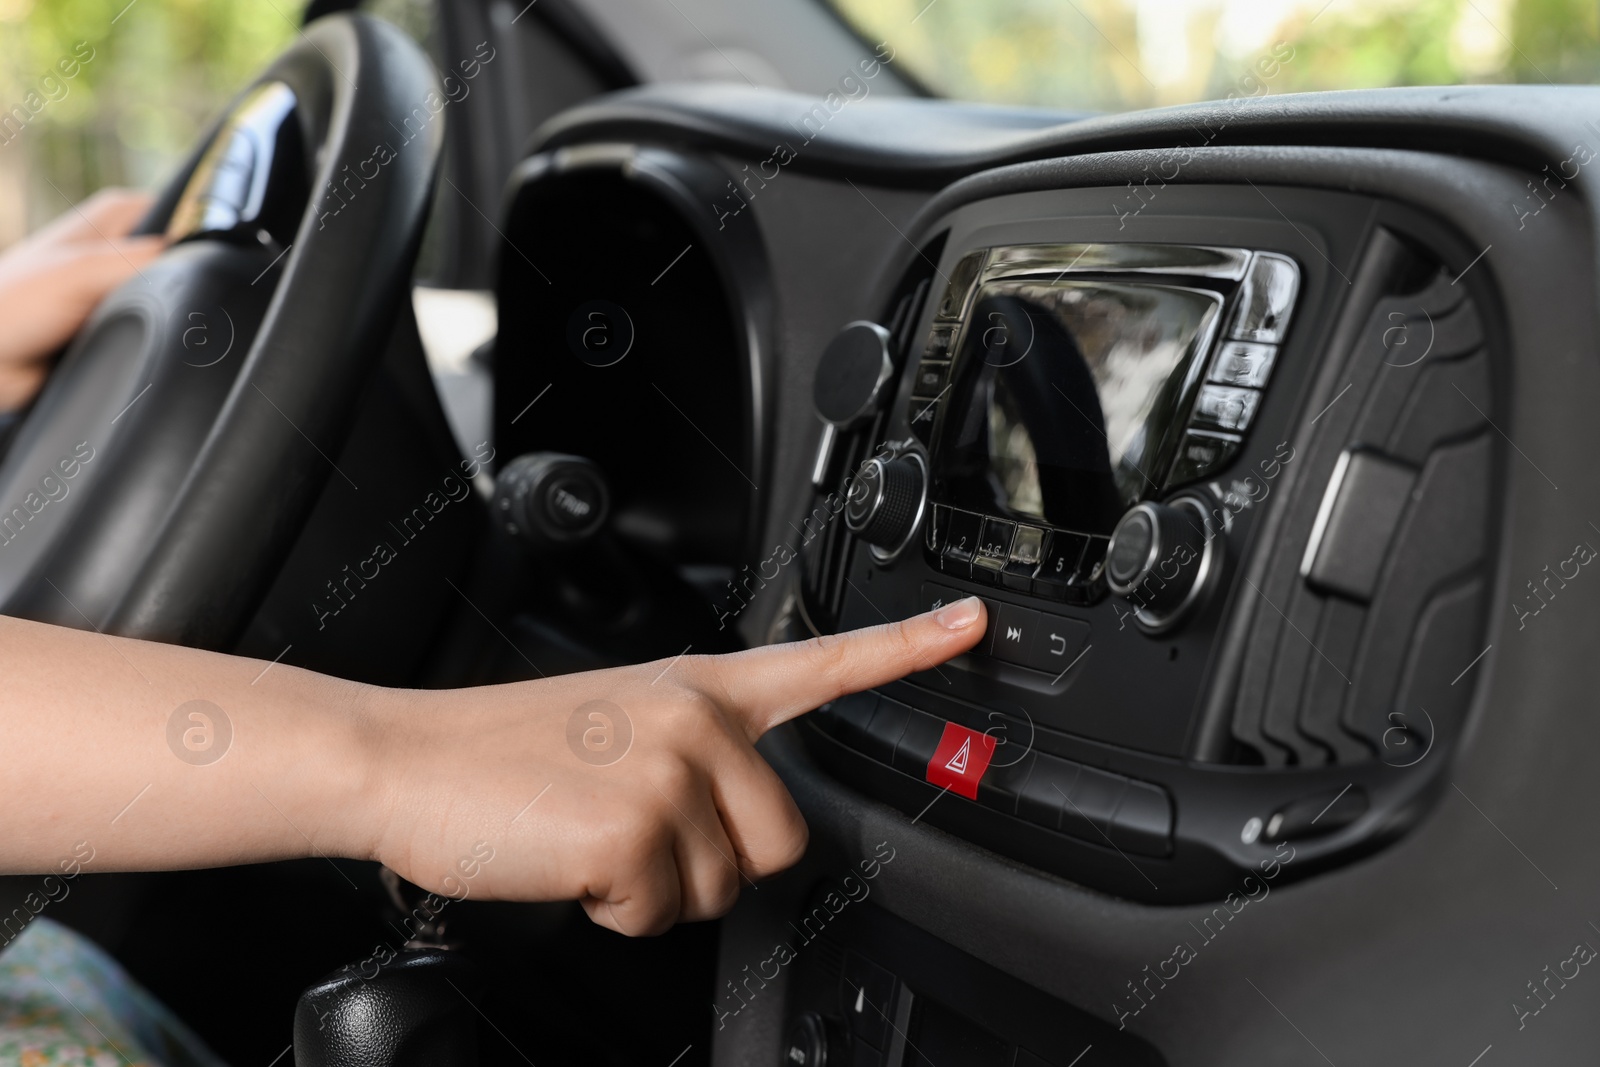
{"left": 0, "top": 0, "right": 432, "bottom": 247}
{"left": 0, "top": 1, "right": 296, "bottom": 242}
{"left": 825, "top": 0, "right": 1600, "bottom": 111}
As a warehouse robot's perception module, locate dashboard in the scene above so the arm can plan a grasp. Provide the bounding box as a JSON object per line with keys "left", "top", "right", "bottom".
{"left": 492, "top": 84, "right": 1600, "bottom": 1066}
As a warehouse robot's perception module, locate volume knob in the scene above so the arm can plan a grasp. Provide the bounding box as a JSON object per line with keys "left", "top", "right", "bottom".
{"left": 1106, "top": 498, "right": 1219, "bottom": 628}
{"left": 844, "top": 453, "right": 928, "bottom": 558}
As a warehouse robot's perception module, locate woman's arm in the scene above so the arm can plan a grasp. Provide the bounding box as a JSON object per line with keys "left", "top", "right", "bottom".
{"left": 0, "top": 190, "right": 988, "bottom": 934}
{"left": 0, "top": 598, "right": 986, "bottom": 935}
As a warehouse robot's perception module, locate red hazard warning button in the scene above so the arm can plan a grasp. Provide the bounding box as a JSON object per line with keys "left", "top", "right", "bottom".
{"left": 925, "top": 721, "right": 997, "bottom": 800}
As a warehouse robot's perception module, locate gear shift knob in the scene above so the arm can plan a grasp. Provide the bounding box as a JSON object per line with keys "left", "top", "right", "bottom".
{"left": 293, "top": 947, "right": 481, "bottom": 1067}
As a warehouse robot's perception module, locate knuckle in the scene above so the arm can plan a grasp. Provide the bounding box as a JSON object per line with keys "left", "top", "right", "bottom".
{"left": 889, "top": 618, "right": 924, "bottom": 666}
{"left": 675, "top": 653, "right": 718, "bottom": 686}
{"left": 774, "top": 817, "right": 810, "bottom": 869}
{"left": 656, "top": 689, "right": 722, "bottom": 736}
{"left": 746, "top": 816, "right": 809, "bottom": 879}
{"left": 624, "top": 895, "right": 678, "bottom": 937}
{"left": 678, "top": 655, "right": 734, "bottom": 705}
{"left": 806, "top": 631, "right": 854, "bottom": 682}
{"left": 647, "top": 752, "right": 699, "bottom": 802}
{"left": 709, "top": 870, "right": 742, "bottom": 915}
{"left": 596, "top": 810, "right": 663, "bottom": 871}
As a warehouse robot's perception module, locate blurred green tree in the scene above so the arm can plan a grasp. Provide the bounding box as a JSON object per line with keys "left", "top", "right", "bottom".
{"left": 1512, "top": 0, "right": 1600, "bottom": 82}
{"left": 833, "top": 0, "right": 1600, "bottom": 114}
{"left": 0, "top": 0, "right": 296, "bottom": 244}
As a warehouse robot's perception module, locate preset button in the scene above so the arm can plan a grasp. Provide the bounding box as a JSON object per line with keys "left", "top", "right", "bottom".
{"left": 940, "top": 510, "right": 983, "bottom": 576}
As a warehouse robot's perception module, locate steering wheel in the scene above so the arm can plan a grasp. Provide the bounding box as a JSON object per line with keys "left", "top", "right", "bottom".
{"left": 0, "top": 14, "right": 440, "bottom": 649}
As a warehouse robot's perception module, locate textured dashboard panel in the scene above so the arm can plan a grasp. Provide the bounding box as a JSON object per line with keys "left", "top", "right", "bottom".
{"left": 1223, "top": 258, "right": 1497, "bottom": 767}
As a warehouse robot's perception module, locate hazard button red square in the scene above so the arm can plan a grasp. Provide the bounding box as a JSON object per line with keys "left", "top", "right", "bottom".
{"left": 925, "top": 722, "right": 996, "bottom": 799}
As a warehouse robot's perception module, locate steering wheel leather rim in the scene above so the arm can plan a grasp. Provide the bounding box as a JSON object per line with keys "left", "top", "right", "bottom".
{"left": 0, "top": 14, "right": 441, "bottom": 649}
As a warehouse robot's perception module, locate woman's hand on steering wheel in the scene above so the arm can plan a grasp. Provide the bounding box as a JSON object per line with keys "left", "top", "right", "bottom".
{"left": 0, "top": 189, "right": 166, "bottom": 412}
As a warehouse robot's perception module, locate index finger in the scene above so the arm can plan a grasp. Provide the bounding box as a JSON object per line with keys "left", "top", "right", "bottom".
{"left": 701, "top": 597, "right": 986, "bottom": 738}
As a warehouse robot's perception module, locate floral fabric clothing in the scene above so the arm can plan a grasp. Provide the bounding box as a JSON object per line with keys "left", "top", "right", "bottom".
{"left": 0, "top": 918, "right": 225, "bottom": 1067}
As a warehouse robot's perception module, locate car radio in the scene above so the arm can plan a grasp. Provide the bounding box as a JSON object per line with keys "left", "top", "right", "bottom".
{"left": 829, "top": 242, "right": 1299, "bottom": 635}
{"left": 924, "top": 244, "right": 1295, "bottom": 625}
{"left": 796, "top": 194, "right": 1500, "bottom": 903}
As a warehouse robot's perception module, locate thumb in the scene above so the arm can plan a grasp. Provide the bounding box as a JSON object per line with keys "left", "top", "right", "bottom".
{"left": 700, "top": 597, "right": 986, "bottom": 739}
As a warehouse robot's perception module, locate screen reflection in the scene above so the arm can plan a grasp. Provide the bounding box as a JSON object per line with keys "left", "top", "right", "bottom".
{"left": 937, "top": 279, "right": 1222, "bottom": 534}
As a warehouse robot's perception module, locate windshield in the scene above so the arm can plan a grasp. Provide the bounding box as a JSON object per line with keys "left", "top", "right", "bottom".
{"left": 828, "top": 0, "right": 1598, "bottom": 112}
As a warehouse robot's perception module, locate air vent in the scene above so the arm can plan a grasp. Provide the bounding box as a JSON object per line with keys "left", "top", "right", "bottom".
{"left": 494, "top": 146, "right": 772, "bottom": 572}
{"left": 801, "top": 238, "right": 944, "bottom": 625}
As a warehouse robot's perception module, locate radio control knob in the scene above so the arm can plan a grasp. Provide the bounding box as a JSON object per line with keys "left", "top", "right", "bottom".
{"left": 1106, "top": 498, "right": 1218, "bottom": 624}
{"left": 845, "top": 453, "right": 928, "bottom": 556}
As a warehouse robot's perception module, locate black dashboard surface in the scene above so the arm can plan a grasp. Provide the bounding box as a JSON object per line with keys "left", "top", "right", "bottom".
{"left": 507, "top": 84, "right": 1600, "bottom": 1067}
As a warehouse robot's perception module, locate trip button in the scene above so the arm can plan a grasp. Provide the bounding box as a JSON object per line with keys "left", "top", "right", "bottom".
{"left": 1028, "top": 614, "right": 1091, "bottom": 676}
{"left": 990, "top": 602, "right": 1040, "bottom": 666}
{"left": 544, "top": 476, "right": 603, "bottom": 531}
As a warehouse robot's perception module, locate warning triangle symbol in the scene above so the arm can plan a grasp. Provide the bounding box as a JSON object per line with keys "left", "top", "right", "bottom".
{"left": 946, "top": 737, "right": 971, "bottom": 774}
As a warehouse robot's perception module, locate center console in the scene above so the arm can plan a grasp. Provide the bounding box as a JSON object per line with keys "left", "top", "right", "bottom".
{"left": 797, "top": 184, "right": 1500, "bottom": 905}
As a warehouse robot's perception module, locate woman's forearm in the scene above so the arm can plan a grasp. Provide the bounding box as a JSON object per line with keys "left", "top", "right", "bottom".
{"left": 0, "top": 613, "right": 375, "bottom": 874}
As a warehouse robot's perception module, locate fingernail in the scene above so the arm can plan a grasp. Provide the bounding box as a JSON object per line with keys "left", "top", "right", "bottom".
{"left": 934, "top": 596, "right": 981, "bottom": 629}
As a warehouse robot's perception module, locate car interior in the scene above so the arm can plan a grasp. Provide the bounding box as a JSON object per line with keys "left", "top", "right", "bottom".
{"left": 3, "top": 0, "right": 1599, "bottom": 1063}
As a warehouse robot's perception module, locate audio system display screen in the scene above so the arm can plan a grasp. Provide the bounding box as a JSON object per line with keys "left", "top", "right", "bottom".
{"left": 937, "top": 279, "right": 1223, "bottom": 535}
